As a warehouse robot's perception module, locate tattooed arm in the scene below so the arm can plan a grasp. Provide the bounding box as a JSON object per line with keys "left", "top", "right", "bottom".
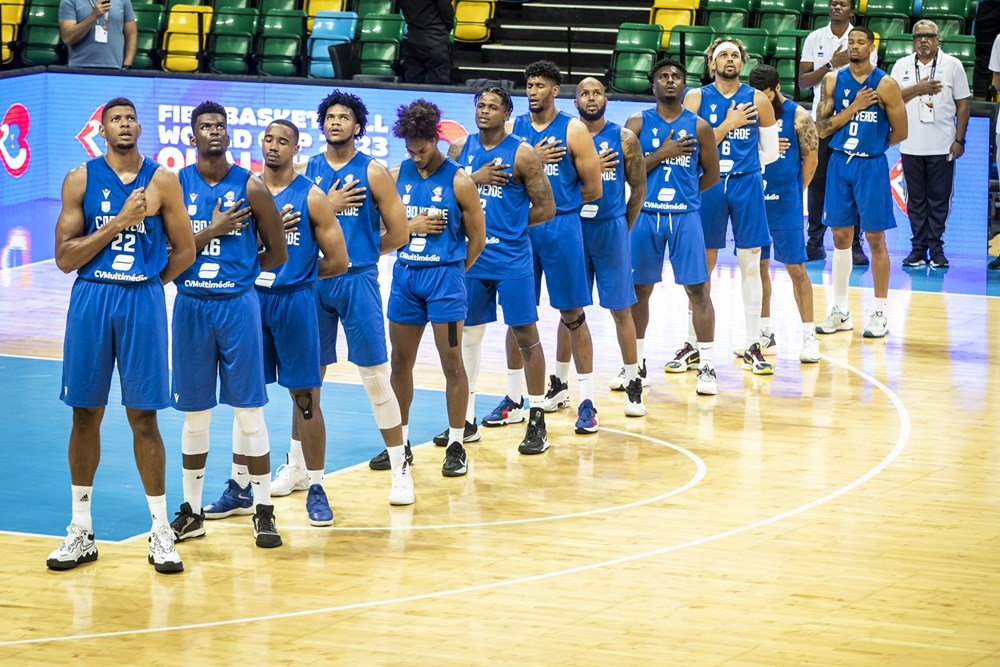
{"left": 793, "top": 106, "right": 819, "bottom": 189}
{"left": 515, "top": 142, "right": 556, "bottom": 226}
{"left": 815, "top": 71, "right": 877, "bottom": 139}
{"left": 447, "top": 136, "right": 466, "bottom": 161}
{"left": 621, "top": 127, "right": 646, "bottom": 230}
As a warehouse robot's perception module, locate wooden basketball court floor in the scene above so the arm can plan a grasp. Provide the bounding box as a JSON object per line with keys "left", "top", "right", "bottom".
{"left": 1, "top": 256, "right": 999, "bottom": 665}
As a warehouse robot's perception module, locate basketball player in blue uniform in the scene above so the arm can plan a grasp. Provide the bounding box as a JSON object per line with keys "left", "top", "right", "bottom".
{"left": 389, "top": 100, "right": 486, "bottom": 476}
{"left": 624, "top": 60, "right": 722, "bottom": 396}
{"left": 171, "top": 101, "right": 288, "bottom": 549}
{"left": 443, "top": 85, "right": 556, "bottom": 454}
{"left": 748, "top": 65, "right": 822, "bottom": 364}
{"left": 49, "top": 97, "right": 195, "bottom": 573}
{"left": 681, "top": 38, "right": 781, "bottom": 375}
{"left": 270, "top": 92, "right": 411, "bottom": 504}
{"left": 815, "top": 27, "right": 907, "bottom": 338}
{"left": 510, "top": 60, "right": 604, "bottom": 434}
{"left": 568, "top": 78, "right": 646, "bottom": 414}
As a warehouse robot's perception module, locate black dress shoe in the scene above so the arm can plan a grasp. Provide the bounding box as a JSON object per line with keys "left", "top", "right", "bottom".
{"left": 852, "top": 244, "right": 870, "bottom": 266}
{"left": 806, "top": 243, "right": 826, "bottom": 261}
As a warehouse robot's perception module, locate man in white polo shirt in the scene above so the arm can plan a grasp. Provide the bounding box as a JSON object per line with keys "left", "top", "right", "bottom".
{"left": 891, "top": 20, "right": 970, "bottom": 269}
{"left": 798, "top": 0, "right": 877, "bottom": 265}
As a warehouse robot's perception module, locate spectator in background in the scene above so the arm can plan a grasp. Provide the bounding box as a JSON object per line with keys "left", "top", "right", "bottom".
{"left": 798, "top": 0, "right": 876, "bottom": 266}
{"left": 59, "top": 0, "right": 136, "bottom": 69}
{"left": 397, "top": 0, "right": 454, "bottom": 85}
{"left": 974, "top": 0, "right": 1000, "bottom": 98}
{"left": 891, "top": 20, "right": 971, "bottom": 269}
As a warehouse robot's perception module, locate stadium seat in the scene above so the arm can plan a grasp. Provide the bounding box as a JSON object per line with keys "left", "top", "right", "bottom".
{"left": 162, "top": 4, "right": 212, "bottom": 72}
{"left": 1, "top": 0, "right": 25, "bottom": 65}
{"left": 703, "top": 0, "right": 752, "bottom": 31}
{"left": 920, "top": 0, "right": 967, "bottom": 36}
{"left": 667, "top": 24, "right": 716, "bottom": 86}
{"left": 879, "top": 34, "right": 912, "bottom": 64}
{"left": 358, "top": 12, "right": 404, "bottom": 41}
{"left": 257, "top": 9, "right": 304, "bottom": 75}
{"left": 213, "top": 6, "right": 258, "bottom": 34}
{"left": 608, "top": 22, "right": 662, "bottom": 94}
{"left": 306, "top": 0, "right": 347, "bottom": 23}
{"left": 863, "top": 0, "right": 912, "bottom": 37}
{"left": 756, "top": 0, "right": 802, "bottom": 35}
{"left": 214, "top": 0, "right": 251, "bottom": 9}
{"left": 453, "top": 0, "right": 494, "bottom": 43}
{"left": 806, "top": 0, "right": 829, "bottom": 28}
{"left": 307, "top": 10, "right": 357, "bottom": 77}
{"left": 771, "top": 29, "right": 810, "bottom": 60}
{"left": 260, "top": 0, "right": 299, "bottom": 13}
{"left": 356, "top": 37, "right": 398, "bottom": 77}
{"left": 209, "top": 8, "right": 257, "bottom": 74}
{"left": 941, "top": 34, "right": 974, "bottom": 65}
{"left": 723, "top": 27, "right": 770, "bottom": 62}
{"left": 166, "top": 0, "right": 199, "bottom": 9}
{"left": 355, "top": 0, "right": 394, "bottom": 17}
{"left": 19, "top": 1, "right": 59, "bottom": 66}
{"left": 131, "top": 3, "right": 164, "bottom": 69}
{"left": 648, "top": 0, "right": 698, "bottom": 50}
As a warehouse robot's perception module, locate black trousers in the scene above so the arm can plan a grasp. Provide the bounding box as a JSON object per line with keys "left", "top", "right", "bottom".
{"left": 807, "top": 135, "right": 862, "bottom": 249}
{"left": 401, "top": 39, "right": 452, "bottom": 85}
{"left": 901, "top": 153, "right": 955, "bottom": 253}
{"left": 974, "top": 1, "right": 1000, "bottom": 98}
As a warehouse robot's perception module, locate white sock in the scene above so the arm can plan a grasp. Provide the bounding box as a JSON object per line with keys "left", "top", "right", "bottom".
{"left": 506, "top": 368, "right": 525, "bottom": 404}
{"left": 71, "top": 485, "right": 93, "bottom": 532}
{"left": 803, "top": 322, "right": 815, "bottom": 335}
{"left": 401, "top": 424, "right": 409, "bottom": 445}
{"left": 624, "top": 363, "right": 639, "bottom": 382}
{"left": 307, "top": 470, "right": 324, "bottom": 486}
{"left": 147, "top": 494, "right": 168, "bottom": 529}
{"left": 697, "top": 342, "right": 714, "bottom": 368}
{"left": 687, "top": 310, "right": 696, "bottom": 346}
{"left": 759, "top": 317, "right": 771, "bottom": 335}
{"left": 462, "top": 325, "right": 484, "bottom": 423}
{"left": 578, "top": 373, "right": 594, "bottom": 403}
{"left": 232, "top": 462, "right": 250, "bottom": 488}
{"left": 289, "top": 438, "right": 305, "bottom": 468}
{"left": 466, "top": 393, "right": 476, "bottom": 424}
{"left": 182, "top": 468, "right": 205, "bottom": 513}
{"left": 874, "top": 297, "right": 887, "bottom": 313}
{"left": 448, "top": 426, "right": 464, "bottom": 445}
{"left": 738, "top": 248, "right": 762, "bottom": 348}
{"left": 250, "top": 474, "right": 271, "bottom": 510}
{"left": 527, "top": 394, "right": 544, "bottom": 410}
{"left": 387, "top": 444, "right": 406, "bottom": 471}
{"left": 555, "top": 360, "right": 571, "bottom": 384}
{"left": 833, "top": 248, "right": 851, "bottom": 312}
{"left": 636, "top": 338, "right": 645, "bottom": 362}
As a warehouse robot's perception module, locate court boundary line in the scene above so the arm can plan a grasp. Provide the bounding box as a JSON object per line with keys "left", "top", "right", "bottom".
{"left": 0, "top": 352, "right": 911, "bottom": 648}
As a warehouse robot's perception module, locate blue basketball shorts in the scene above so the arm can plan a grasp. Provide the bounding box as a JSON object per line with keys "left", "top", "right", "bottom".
{"left": 529, "top": 211, "right": 592, "bottom": 311}
{"left": 258, "top": 284, "right": 322, "bottom": 389}
{"left": 316, "top": 266, "right": 388, "bottom": 368}
{"left": 60, "top": 278, "right": 169, "bottom": 410}
{"left": 631, "top": 210, "right": 710, "bottom": 286}
{"left": 762, "top": 185, "right": 808, "bottom": 265}
{"left": 465, "top": 273, "right": 538, "bottom": 327}
{"left": 582, "top": 215, "right": 637, "bottom": 311}
{"left": 823, "top": 151, "right": 896, "bottom": 233}
{"left": 388, "top": 261, "right": 467, "bottom": 326}
{"left": 700, "top": 172, "right": 772, "bottom": 250}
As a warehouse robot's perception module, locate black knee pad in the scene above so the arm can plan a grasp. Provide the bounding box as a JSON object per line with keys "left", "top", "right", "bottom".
{"left": 294, "top": 392, "right": 314, "bottom": 420}
{"left": 561, "top": 311, "right": 586, "bottom": 331}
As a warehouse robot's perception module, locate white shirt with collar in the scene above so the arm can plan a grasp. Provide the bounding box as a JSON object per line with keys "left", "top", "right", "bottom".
{"left": 800, "top": 23, "right": 880, "bottom": 118}
{"left": 890, "top": 50, "right": 970, "bottom": 156}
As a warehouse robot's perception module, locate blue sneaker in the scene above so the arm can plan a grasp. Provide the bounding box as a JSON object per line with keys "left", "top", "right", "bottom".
{"left": 482, "top": 395, "right": 525, "bottom": 427}
{"left": 203, "top": 479, "right": 254, "bottom": 520}
{"left": 306, "top": 484, "right": 334, "bottom": 527}
{"left": 574, "top": 399, "right": 599, "bottom": 434}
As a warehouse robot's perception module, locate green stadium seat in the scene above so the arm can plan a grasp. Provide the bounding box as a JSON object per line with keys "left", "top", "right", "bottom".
{"left": 259, "top": 0, "right": 298, "bottom": 13}
{"left": 358, "top": 12, "right": 404, "bottom": 41}
{"left": 214, "top": 0, "right": 252, "bottom": 9}
{"left": 213, "top": 7, "right": 258, "bottom": 34}
{"left": 609, "top": 51, "right": 657, "bottom": 94}
{"left": 703, "top": 0, "right": 751, "bottom": 30}
{"left": 863, "top": 0, "right": 912, "bottom": 37}
{"left": 257, "top": 35, "right": 300, "bottom": 75}
{"left": 614, "top": 21, "right": 663, "bottom": 52}
{"left": 20, "top": 25, "right": 60, "bottom": 65}
{"left": 666, "top": 24, "right": 716, "bottom": 66}
{"left": 133, "top": 28, "right": 158, "bottom": 68}
{"left": 771, "top": 29, "right": 809, "bottom": 60}
{"left": 805, "top": 0, "right": 829, "bottom": 28}
{"left": 260, "top": 8, "right": 305, "bottom": 35}
{"left": 919, "top": 0, "right": 966, "bottom": 38}
{"left": 879, "top": 34, "right": 912, "bottom": 63}
{"left": 941, "top": 34, "right": 974, "bottom": 65}
{"left": 756, "top": 0, "right": 801, "bottom": 35}
{"left": 355, "top": 0, "right": 393, "bottom": 17}
{"left": 210, "top": 33, "right": 252, "bottom": 73}
{"left": 356, "top": 37, "right": 398, "bottom": 76}
{"left": 722, "top": 27, "right": 769, "bottom": 62}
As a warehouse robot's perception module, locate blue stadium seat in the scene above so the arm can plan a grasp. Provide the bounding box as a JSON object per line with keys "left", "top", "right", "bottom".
{"left": 308, "top": 10, "right": 358, "bottom": 77}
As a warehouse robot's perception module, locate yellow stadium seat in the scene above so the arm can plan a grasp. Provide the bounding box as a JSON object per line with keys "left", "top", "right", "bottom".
{"left": 306, "top": 0, "right": 347, "bottom": 26}
{"left": 453, "top": 0, "right": 494, "bottom": 44}
{"left": 1, "top": 0, "right": 25, "bottom": 65}
{"left": 649, "top": 0, "right": 698, "bottom": 50}
{"left": 163, "top": 4, "right": 213, "bottom": 72}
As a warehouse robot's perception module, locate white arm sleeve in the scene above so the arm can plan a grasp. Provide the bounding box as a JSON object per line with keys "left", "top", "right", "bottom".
{"left": 758, "top": 124, "right": 780, "bottom": 166}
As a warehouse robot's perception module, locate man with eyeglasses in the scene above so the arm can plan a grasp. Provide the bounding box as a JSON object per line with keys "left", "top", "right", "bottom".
{"left": 890, "top": 20, "right": 970, "bottom": 269}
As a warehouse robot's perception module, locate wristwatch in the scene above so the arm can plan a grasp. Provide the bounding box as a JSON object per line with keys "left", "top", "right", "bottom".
{"left": 825, "top": 62, "right": 834, "bottom": 70}
{"left": 956, "top": 138, "right": 966, "bottom": 145}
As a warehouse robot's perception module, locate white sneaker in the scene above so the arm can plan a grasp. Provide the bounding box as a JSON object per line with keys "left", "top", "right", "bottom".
{"left": 542, "top": 374, "right": 571, "bottom": 412}
{"left": 695, "top": 364, "right": 718, "bottom": 395}
{"left": 863, "top": 310, "right": 889, "bottom": 339}
{"left": 389, "top": 462, "right": 415, "bottom": 506}
{"left": 610, "top": 361, "right": 650, "bottom": 391}
{"left": 800, "top": 331, "right": 821, "bottom": 363}
{"left": 733, "top": 332, "right": 777, "bottom": 358}
{"left": 816, "top": 306, "right": 853, "bottom": 334}
{"left": 271, "top": 460, "right": 309, "bottom": 497}
{"left": 46, "top": 523, "right": 98, "bottom": 571}
{"left": 623, "top": 377, "right": 646, "bottom": 417}
{"left": 148, "top": 523, "right": 184, "bottom": 574}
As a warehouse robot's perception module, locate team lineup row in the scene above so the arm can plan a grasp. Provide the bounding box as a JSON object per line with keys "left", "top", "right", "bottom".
{"left": 44, "top": 25, "right": 905, "bottom": 574}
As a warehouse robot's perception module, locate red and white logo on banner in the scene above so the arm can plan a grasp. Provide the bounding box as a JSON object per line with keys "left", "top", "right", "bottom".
{"left": 0, "top": 103, "right": 32, "bottom": 178}
{"left": 77, "top": 106, "right": 106, "bottom": 158}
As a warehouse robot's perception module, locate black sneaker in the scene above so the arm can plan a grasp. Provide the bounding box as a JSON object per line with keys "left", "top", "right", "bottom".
{"left": 252, "top": 504, "right": 282, "bottom": 548}
{"left": 369, "top": 441, "right": 413, "bottom": 471}
{"left": 441, "top": 442, "right": 468, "bottom": 477}
{"left": 990, "top": 256, "right": 1000, "bottom": 271}
{"left": 902, "top": 249, "right": 928, "bottom": 268}
{"left": 517, "top": 408, "right": 549, "bottom": 455}
{"left": 170, "top": 502, "right": 206, "bottom": 541}
{"left": 542, "top": 374, "right": 571, "bottom": 412}
{"left": 852, "top": 243, "right": 870, "bottom": 266}
{"left": 432, "top": 420, "right": 480, "bottom": 447}
{"left": 929, "top": 250, "right": 949, "bottom": 269}
{"left": 806, "top": 243, "right": 826, "bottom": 261}
{"left": 624, "top": 377, "right": 646, "bottom": 417}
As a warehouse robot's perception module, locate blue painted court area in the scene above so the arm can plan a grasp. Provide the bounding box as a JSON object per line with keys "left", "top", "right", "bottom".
{"left": 0, "top": 355, "right": 492, "bottom": 541}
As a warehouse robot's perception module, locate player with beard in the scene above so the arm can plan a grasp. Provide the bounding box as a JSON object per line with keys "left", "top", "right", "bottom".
{"left": 679, "top": 38, "right": 780, "bottom": 376}
{"left": 510, "top": 60, "right": 604, "bottom": 435}
{"left": 49, "top": 97, "right": 195, "bottom": 573}
{"left": 569, "top": 77, "right": 647, "bottom": 416}
{"left": 442, "top": 85, "right": 556, "bottom": 454}
{"left": 748, "top": 65, "right": 822, "bottom": 364}
{"left": 624, "top": 59, "right": 721, "bottom": 396}
{"left": 172, "top": 100, "right": 288, "bottom": 549}
{"left": 389, "top": 100, "right": 486, "bottom": 477}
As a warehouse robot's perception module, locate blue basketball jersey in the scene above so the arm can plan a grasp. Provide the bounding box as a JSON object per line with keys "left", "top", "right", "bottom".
{"left": 78, "top": 156, "right": 167, "bottom": 284}
{"left": 830, "top": 67, "right": 891, "bottom": 157}
{"left": 396, "top": 157, "right": 466, "bottom": 267}
{"left": 305, "top": 151, "right": 381, "bottom": 270}
{"left": 763, "top": 99, "right": 802, "bottom": 192}
{"left": 699, "top": 83, "right": 760, "bottom": 175}
{"left": 583, "top": 121, "right": 626, "bottom": 222}
{"left": 256, "top": 174, "right": 316, "bottom": 290}
{"left": 175, "top": 164, "right": 259, "bottom": 297}
{"left": 457, "top": 132, "right": 531, "bottom": 278}
{"left": 638, "top": 108, "right": 702, "bottom": 213}
{"left": 512, "top": 111, "right": 582, "bottom": 215}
